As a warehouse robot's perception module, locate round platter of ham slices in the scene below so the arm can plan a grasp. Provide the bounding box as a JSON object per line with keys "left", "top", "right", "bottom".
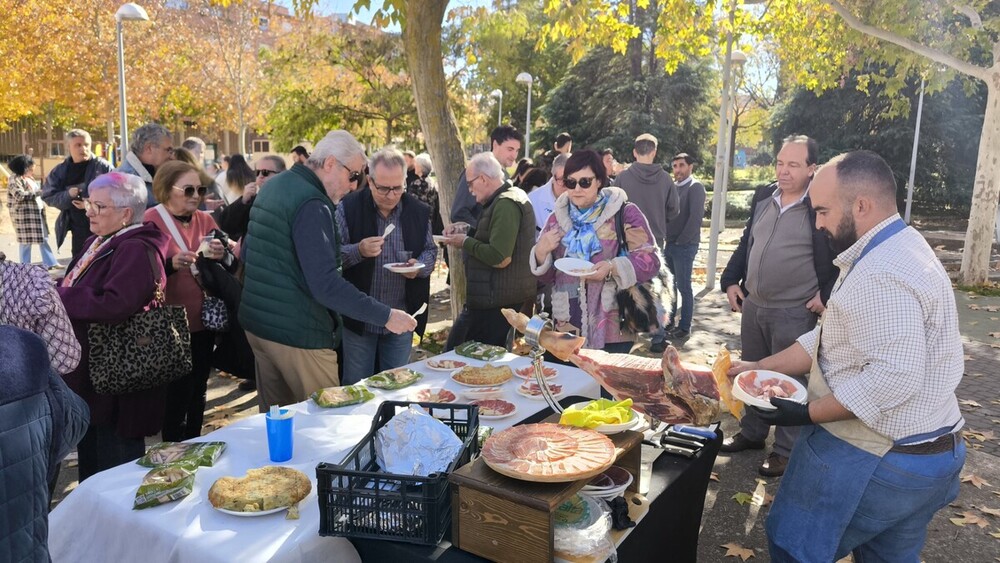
{"left": 481, "top": 423, "right": 617, "bottom": 482}
{"left": 732, "top": 370, "right": 807, "bottom": 410}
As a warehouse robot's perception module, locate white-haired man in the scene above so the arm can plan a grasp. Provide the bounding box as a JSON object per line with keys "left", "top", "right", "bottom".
{"left": 442, "top": 152, "right": 536, "bottom": 349}
{"left": 337, "top": 148, "right": 437, "bottom": 383}
{"left": 42, "top": 129, "right": 113, "bottom": 256}
{"left": 240, "top": 130, "right": 417, "bottom": 410}
{"left": 117, "top": 123, "right": 174, "bottom": 208}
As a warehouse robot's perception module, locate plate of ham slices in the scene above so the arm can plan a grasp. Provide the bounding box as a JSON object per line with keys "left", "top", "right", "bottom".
{"left": 732, "top": 370, "right": 806, "bottom": 410}
{"left": 469, "top": 399, "right": 518, "bottom": 419}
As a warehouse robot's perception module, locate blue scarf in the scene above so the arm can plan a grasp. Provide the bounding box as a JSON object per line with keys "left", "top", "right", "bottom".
{"left": 563, "top": 192, "right": 609, "bottom": 259}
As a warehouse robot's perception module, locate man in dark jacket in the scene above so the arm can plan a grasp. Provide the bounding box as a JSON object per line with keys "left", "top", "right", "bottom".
{"left": 450, "top": 125, "right": 523, "bottom": 229}
{"left": 42, "top": 129, "right": 113, "bottom": 257}
{"left": 337, "top": 148, "right": 437, "bottom": 383}
{"left": 719, "top": 135, "right": 839, "bottom": 477}
{"left": 0, "top": 326, "right": 89, "bottom": 561}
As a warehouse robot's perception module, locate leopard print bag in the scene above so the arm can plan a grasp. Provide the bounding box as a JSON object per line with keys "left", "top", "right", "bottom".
{"left": 88, "top": 251, "right": 192, "bottom": 395}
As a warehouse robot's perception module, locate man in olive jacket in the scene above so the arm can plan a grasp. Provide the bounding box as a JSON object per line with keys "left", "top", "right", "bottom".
{"left": 240, "top": 130, "right": 416, "bottom": 409}
{"left": 443, "top": 152, "right": 536, "bottom": 349}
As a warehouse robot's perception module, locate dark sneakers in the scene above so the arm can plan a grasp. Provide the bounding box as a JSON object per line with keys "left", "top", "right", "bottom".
{"left": 759, "top": 453, "right": 789, "bottom": 477}
{"left": 720, "top": 433, "right": 766, "bottom": 453}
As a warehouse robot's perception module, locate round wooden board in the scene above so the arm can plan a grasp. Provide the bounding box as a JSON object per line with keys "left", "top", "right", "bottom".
{"left": 481, "top": 423, "right": 617, "bottom": 483}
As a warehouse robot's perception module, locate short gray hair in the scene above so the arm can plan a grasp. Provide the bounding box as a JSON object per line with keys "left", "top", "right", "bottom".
{"left": 468, "top": 152, "right": 504, "bottom": 181}
{"left": 259, "top": 155, "right": 286, "bottom": 172}
{"left": 65, "top": 129, "right": 91, "bottom": 142}
{"left": 182, "top": 137, "right": 206, "bottom": 152}
{"left": 369, "top": 147, "right": 406, "bottom": 177}
{"left": 552, "top": 153, "right": 570, "bottom": 172}
{"left": 130, "top": 123, "right": 171, "bottom": 155}
{"left": 87, "top": 172, "right": 148, "bottom": 225}
{"left": 414, "top": 152, "right": 433, "bottom": 176}
{"left": 307, "top": 130, "right": 366, "bottom": 170}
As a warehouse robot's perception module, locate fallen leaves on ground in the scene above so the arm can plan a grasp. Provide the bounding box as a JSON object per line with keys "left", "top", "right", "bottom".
{"left": 960, "top": 400, "right": 983, "bottom": 408}
{"left": 990, "top": 332, "right": 1000, "bottom": 339}
{"left": 719, "top": 543, "right": 755, "bottom": 561}
{"left": 964, "top": 354, "right": 974, "bottom": 361}
{"left": 951, "top": 511, "right": 991, "bottom": 528}
{"left": 732, "top": 492, "right": 754, "bottom": 506}
{"left": 989, "top": 529, "right": 1000, "bottom": 539}
{"left": 964, "top": 430, "right": 987, "bottom": 442}
{"left": 962, "top": 474, "right": 992, "bottom": 489}
{"left": 710, "top": 472, "right": 720, "bottom": 482}
{"left": 978, "top": 506, "right": 1000, "bottom": 517}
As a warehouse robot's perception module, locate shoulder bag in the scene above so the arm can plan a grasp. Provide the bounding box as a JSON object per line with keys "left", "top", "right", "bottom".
{"left": 87, "top": 250, "right": 192, "bottom": 394}
{"left": 613, "top": 205, "right": 661, "bottom": 334}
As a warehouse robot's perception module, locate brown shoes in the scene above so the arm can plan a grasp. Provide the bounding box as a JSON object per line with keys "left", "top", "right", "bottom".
{"left": 720, "top": 433, "right": 766, "bottom": 453}
{"left": 758, "top": 453, "right": 789, "bottom": 477}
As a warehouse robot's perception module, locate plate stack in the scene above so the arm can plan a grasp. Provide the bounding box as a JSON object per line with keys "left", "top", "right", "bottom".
{"left": 579, "top": 466, "right": 633, "bottom": 501}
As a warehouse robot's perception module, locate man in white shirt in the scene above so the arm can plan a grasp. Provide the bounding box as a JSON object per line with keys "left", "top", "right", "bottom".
{"left": 528, "top": 153, "right": 570, "bottom": 233}
{"left": 729, "top": 150, "right": 965, "bottom": 562}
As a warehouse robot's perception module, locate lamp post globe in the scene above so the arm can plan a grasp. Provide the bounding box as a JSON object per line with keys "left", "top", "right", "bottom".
{"left": 490, "top": 89, "right": 503, "bottom": 127}
{"left": 515, "top": 73, "right": 533, "bottom": 159}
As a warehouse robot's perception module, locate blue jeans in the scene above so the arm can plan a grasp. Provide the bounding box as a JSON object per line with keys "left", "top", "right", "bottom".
{"left": 663, "top": 242, "right": 698, "bottom": 331}
{"left": 341, "top": 328, "right": 414, "bottom": 385}
{"left": 767, "top": 426, "right": 965, "bottom": 562}
{"left": 19, "top": 241, "right": 58, "bottom": 268}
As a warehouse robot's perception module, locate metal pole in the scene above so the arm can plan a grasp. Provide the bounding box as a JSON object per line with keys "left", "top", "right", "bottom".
{"left": 704, "top": 2, "right": 736, "bottom": 291}
{"left": 904, "top": 78, "right": 925, "bottom": 224}
{"left": 719, "top": 66, "right": 739, "bottom": 233}
{"left": 524, "top": 82, "right": 532, "bottom": 157}
{"left": 497, "top": 94, "right": 503, "bottom": 127}
{"left": 116, "top": 19, "right": 129, "bottom": 157}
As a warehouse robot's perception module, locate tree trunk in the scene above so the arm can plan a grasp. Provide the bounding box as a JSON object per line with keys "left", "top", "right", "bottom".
{"left": 960, "top": 76, "right": 1000, "bottom": 285}
{"left": 239, "top": 121, "right": 247, "bottom": 155}
{"left": 402, "top": 0, "right": 468, "bottom": 319}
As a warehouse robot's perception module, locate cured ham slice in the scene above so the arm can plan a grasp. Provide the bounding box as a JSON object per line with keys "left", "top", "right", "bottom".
{"left": 482, "top": 423, "right": 616, "bottom": 482}
{"left": 738, "top": 371, "right": 798, "bottom": 400}
{"left": 570, "top": 347, "right": 721, "bottom": 425}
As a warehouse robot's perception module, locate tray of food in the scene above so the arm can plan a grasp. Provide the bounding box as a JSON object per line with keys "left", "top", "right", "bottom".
{"left": 208, "top": 466, "right": 312, "bottom": 516}
{"left": 410, "top": 388, "right": 457, "bottom": 403}
{"left": 516, "top": 380, "right": 564, "bottom": 400}
{"left": 451, "top": 364, "right": 514, "bottom": 387}
{"left": 455, "top": 340, "right": 508, "bottom": 361}
{"left": 514, "top": 365, "right": 559, "bottom": 379}
{"left": 311, "top": 385, "right": 376, "bottom": 408}
{"left": 424, "top": 358, "right": 468, "bottom": 371}
{"left": 481, "top": 423, "right": 616, "bottom": 482}
{"left": 364, "top": 367, "right": 424, "bottom": 390}
{"left": 731, "top": 369, "right": 807, "bottom": 410}
{"left": 469, "top": 399, "right": 518, "bottom": 420}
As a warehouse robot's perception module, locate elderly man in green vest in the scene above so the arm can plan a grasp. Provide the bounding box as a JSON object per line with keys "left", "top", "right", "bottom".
{"left": 442, "top": 152, "right": 537, "bottom": 349}
{"left": 240, "top": 130, "right": 417, "bottom": 410}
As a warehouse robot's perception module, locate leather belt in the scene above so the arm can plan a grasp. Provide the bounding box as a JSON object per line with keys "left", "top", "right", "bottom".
{"left": 889, "top": 433, "right": 956, "bottom": 455}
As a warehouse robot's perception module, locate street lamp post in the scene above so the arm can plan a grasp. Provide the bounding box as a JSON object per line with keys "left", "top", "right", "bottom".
{"left": 718, "top": 50, "right": 747, "bottom": 226}
{"left": 115, "top": 2, "right": 150, "bottom": 157}
{"left": 704, "top": 0, "right": 763, "bottom": 291}
{"left": 516, "top": 72, "right": 533, "bottom": 157}
{"left": 904, "top": 78, "right": 926, "bottom": 224}
{"left": 490, "top": 89, "right": 503, "bottom": 127}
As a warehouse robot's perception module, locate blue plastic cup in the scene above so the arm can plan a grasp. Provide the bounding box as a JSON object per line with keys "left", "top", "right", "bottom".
{"left": 265, "top": 409, "right": 294, "bottom": 462}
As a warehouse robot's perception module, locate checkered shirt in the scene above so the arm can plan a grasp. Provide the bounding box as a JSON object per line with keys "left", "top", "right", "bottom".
{"left": 797, "top": 214, "right": 964, "bottom": 441}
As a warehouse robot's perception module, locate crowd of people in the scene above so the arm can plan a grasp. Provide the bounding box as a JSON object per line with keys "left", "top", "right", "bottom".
{"left": 1, "top": 120, "right": 968, "bottom": 562}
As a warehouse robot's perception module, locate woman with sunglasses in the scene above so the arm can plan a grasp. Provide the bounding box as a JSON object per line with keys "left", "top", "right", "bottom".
{"left": 145, "top": 160, "right": 228, "bottom": 441}
{"left": 530, "top": 150, "right": 661, "bottom": 353}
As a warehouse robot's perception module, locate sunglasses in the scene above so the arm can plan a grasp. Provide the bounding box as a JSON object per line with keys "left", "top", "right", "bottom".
{"left": 564, "top": 176, "right": 596, "bottom": 190}
{"left": 256, "top": 169, "right": 277, "bottom": 177}
{"left": 172, "top": 184, "right": 209, "bottom": 198}
{"left": 340, "top": 163, "right": 363, "bottom": 183}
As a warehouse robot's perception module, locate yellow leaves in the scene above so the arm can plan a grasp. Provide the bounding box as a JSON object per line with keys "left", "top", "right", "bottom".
{"left": 960, "top": 400, "right": 984, "bottom": 408}
{"left": 720, "top": 543, "right": 755, "bottom": 561}
{"left": 732, "top": 492, "right": 754, "bottom": 505}
{"left": 951, "top": 511, "right": 991, "bottom": 528}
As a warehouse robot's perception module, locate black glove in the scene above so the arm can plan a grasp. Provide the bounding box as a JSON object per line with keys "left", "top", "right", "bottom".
{"left": 751, "top": 398, "right": 812, "bottom": 426}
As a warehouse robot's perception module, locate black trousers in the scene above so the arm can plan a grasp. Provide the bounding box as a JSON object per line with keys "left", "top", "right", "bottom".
{"left": 77, "top": 424, "right": 146, "bottom": 482}
{"left": 161, "top": 330, "right": 215, "bottom": 442}
{"left": 446, "top": 302, "right": 529, "bottom": 350}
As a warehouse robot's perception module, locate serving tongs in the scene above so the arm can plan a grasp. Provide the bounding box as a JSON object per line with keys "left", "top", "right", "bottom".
{"left": 522, "top": 312, "right": 563, "bottom": 414}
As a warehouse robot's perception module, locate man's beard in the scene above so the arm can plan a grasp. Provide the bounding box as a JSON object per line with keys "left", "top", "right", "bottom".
{"left": 826, "top": 213, "right": 858, "bottom": 254}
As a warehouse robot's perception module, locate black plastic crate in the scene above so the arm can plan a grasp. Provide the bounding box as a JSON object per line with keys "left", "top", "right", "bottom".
{"left": 317, "top": 400, "right": 480, "bottom": 545}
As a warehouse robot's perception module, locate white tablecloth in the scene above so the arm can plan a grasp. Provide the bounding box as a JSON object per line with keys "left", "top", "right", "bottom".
{"left": 48, "top": 351, "right": 600, "bottom": 563}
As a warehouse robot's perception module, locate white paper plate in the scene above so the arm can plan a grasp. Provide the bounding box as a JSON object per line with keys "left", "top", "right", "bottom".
{"left": 554, "top": 257, "right": 597, "bottom": 277}
{"left": 513, "top": 365, "right": 559, "bottom": 380}
{"left": 471, "top": 400, "right": 518, "bottom": 420}
{"left": 516, "top": 384, "right": 564, "bottom": 400}
{"left": 425, "top": 359, "right": 468, "bottom": 372}
{"left": 384, "top": 262, "right": 425, "bottom": 274}
{"left": 214, "top": 505, "right": 289, "bottom": 517}
{"left": 461, "top": 387, "right": 506, "bottom": 400}
{"left": 732, "top": 370, "right": 807, "bottom": 410}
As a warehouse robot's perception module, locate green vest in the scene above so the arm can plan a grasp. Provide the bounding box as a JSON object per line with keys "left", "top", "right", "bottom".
{"left": 239, "top": 164, "right": 343, "bottom": 349}
{"left": 465, "top": 183, "right": 537, "bottom": 309}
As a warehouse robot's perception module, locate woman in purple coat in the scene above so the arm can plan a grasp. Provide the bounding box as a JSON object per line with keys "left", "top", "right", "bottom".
{"left": 56, "top": 172, "right": 171, "bottom": 480}
{"left": 530, "top": 150, "right": 661, "bottom": 352}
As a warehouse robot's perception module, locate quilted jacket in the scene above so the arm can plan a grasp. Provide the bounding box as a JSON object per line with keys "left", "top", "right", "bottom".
{"left": 0, "top": 326, "right": 89, "bottom": 562}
